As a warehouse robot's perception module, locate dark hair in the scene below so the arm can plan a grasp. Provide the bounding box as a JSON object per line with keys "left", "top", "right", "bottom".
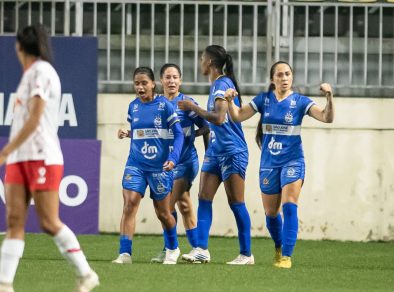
{"left": 204, "top": 45, "right": 242, "bottom": 105}
{"left": 16, "top": 23, "right": 53, "bottom": 64}
{"left": 133, "top": 66, "right": 156, "bottom": 93}
{"left": 255, "top": 61, "right": 293, "bottom": 148}
{"left": 160, "top": 63, "right": 182, "bottom": 78}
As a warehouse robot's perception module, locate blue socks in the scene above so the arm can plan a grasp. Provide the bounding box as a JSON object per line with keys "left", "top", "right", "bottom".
{"left": 197, "top": 199, "right": 213, "bottom": 249}
{"left": 163, "top": 226, "right": 178, "bottom": 250}
{"left": 186, "top": 228, "right": 198, "bottom": 248}
{"left": 266, "top": 213, "right": 283, "bottom": 248}
{"left": 230, "top": 202, "right": 252, "bottom": 256}
{"left": 282, "top": 202, "right": 298, "bottom": 257}
{"left": 119, "top": 235, "right": 132, "bottom": 255}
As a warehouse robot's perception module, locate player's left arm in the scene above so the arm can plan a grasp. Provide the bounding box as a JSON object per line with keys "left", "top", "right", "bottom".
{"left": 0, "top": 96, "right": 45, "bottom": 165}
{"left": 163, "top": 121, "right": 184, "bottom": 171}
{"left": 308, "top": 83, "right": 335, "bottom": 123}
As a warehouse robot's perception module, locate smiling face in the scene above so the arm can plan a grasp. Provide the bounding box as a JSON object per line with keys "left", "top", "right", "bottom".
{"left": 134, "top": 73, "right": 155, "bottom": 102}
{"left": 160, "top": 66, "right": 181, "bottom": 99}
{"left": 271, "top": 63, "right": 293, "bottom": 94}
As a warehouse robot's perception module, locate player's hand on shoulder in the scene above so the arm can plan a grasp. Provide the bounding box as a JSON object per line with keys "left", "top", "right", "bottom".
{"left": 118, "top": 129, "right": 129, "bottom": 139}
{"left": 320, "top": 83, "right": 333, "bottom": 98}
{"left": 163, "top": 160, "right": 175, "bottom": 171}
{"left": 224, "top": 88, "right": 238, "bottom": 102}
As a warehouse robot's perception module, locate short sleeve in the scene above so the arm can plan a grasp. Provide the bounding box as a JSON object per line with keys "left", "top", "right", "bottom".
{"left": 166, "top": 101, "right": 180, "bottom": 128}
{"left": 250, "top": 92, "right": 265, "bottom": 114}
{"left": 30, "top": 67, "right": 50, "bottom": 101}
{"left": 300, "top": 95, "right": 315, "bottom": 115}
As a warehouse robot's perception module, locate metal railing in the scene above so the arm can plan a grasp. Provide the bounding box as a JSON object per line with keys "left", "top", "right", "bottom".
{"left": 1, "top": 0, "right": 393, "bottom": 96}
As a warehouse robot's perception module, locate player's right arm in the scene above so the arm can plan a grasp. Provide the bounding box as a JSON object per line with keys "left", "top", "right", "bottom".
{"left": 224, "top": 88, "right": 256, "bottom": 122}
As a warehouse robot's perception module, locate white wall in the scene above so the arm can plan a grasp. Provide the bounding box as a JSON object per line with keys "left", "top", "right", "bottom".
{"left": 98, "top": 94, "right": 394, "bottom": 241}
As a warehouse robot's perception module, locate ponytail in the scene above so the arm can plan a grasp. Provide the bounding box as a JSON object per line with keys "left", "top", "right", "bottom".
{"left": 224, "top": 53, "right": 242, "bottom": 106}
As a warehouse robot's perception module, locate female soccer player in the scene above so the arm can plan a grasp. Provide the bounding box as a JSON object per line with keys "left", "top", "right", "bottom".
{"left": 112, "top": 67, "right": 184, "bottom": 265}
{"left": 178, "top": 45, "right": 254, "bottom": 265}
{"left": 0, "top": 24, "right": 99, "bottom": 292}
{"left": 150, "top": 63, "right": 209, "bottom": 263}
{"left": 224, "top": 61, "right": 335, "bottom": 268}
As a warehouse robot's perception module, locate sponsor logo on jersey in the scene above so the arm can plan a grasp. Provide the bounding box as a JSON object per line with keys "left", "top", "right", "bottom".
{"left": 158, "top": 102, "right": 165, "bottom": 110}
{"left": 141, "top": 141, "right": 158, "bottom": 159}
{"left": 268, "top": 137, "right": 282, "bottom": 155}
{"left": 266, "top": 124, "right": 272, "bottom": 132}
{"left": 137, "top": 130, "right": 145, "bottom": 137}
{"left": 284, "top": 112, "right": 293, "bottom": 124}
{"left": 154, "top": 115, "right": 162, "bottom": 127}
{"left": 290, "top": 99, "right": 297, "bottom": 108}
{"left": 287, "top": 167, "right": 296, "bottom": 177}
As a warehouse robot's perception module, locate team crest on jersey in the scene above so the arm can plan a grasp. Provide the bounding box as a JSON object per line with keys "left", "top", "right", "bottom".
{"left": 287, "top": 167, "right": 296, "bottom": 177}
{"left": 284, "top": 112, "right": 293, "bottom": 124}
{"left": 154, "top": 115, "right": 162, "bottom": 127}
{"left": 263, "top": 178, "right": 269, "bottom": 185}
{"left": 264, "top": 97, "right": 270, "bottom": 106}
{"left": 137, "top": 130, "right": 145, "bottom": 137}
{"left": 133, "top": 104, "right": 139, "bottom": 112}
{"left": 158, "top": 102, "right": 165, "bottom": 110}
{"left": 290, "top": 99, "right": 297, "bottom": 108}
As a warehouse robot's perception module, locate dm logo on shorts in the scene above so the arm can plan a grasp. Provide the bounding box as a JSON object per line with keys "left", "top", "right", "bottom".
{"left": 137, "top": 130, "right": 145, "bottom": 137}
{"left": 287, "top": 167, "right": 296, "bottom": 177}
{"left": 263, "top": 178, "right": 269, "bottom": 185}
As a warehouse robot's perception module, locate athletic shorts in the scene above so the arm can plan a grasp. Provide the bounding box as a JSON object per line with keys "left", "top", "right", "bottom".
{"left": 259, "top": 158, "right": 305, "bottom": 195}
{"left": 5, "top": 161, "right": 63, "bottom": 192}
{"left": 173, "top": 159, "right": 199, "bottom": 184}
{"left": 122, "top": 166, "right": 173, "bottom": 201}
{"left": 201, "top": 151, "right": 248, "bottom": 181}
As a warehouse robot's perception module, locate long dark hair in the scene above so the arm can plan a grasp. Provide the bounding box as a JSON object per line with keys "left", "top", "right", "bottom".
{"left": 204, "top": 45, "right": 242, "bottom": 105}
{"left": 160, "top": 63, "right": 182, "bottom": 78}
{"left": 255, "top": 61, "right": 293, "bottom": 148}
{"left": 16, "top": 23, "right": 53, "bottom": 64}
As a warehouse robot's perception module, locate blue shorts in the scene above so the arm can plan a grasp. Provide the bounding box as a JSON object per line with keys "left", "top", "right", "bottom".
{"left": 201, "top": 151, "right": 248, "bottom": 181}
{"left": 259, "top": 159, "right": 305, "bottom": 195}
{"left": 173, "top": 159, "right": 199, "bottom": 185}
{"left": 122, "top": 166, "right": 174, "bottom": 201}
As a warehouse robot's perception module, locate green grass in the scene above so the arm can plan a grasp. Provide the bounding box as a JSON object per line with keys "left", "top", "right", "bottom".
{"left": 2, "top": 234, "right": 394, "bottom": 292}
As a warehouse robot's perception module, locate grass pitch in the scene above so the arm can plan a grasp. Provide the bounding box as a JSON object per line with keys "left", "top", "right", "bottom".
{"left": 2, "top": 234, "right": 393, "bottom": 292}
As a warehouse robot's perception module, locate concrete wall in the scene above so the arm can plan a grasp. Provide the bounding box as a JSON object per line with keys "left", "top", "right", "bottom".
{"left": 98, "top": 94, "right": 394, "bottom": 241}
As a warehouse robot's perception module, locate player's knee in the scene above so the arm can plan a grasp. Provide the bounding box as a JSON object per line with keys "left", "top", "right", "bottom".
{"left": 177, "top": 199, "right": 191, "bottom": 215}
{"left": 123, "top": 199, "right": 138, "bottom": 214}
{"left": 156, "top": 211, "right": 172, "bottom": 224}
{"left": 7, "top": 212, "right": 24, "bottom": 230}
{"left": 39, "top": 217, "right": 61, "bottom": 235}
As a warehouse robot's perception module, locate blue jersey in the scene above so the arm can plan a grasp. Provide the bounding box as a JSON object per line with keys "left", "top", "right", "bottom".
{"left": 205, "top": 76, "right": 248, "bottom": 157}
{"left": 166, "top": 93, "right": 208, "bottom": 164}
{"left": 250, "top": 91, "right": 315, "bottom": 168}
{"left": 126, "top": 95, "right": 180, "bottom": 171}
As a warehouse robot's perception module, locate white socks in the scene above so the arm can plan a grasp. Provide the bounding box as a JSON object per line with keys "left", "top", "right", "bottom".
{"left": 0, "top": 239, "right": 25, "bottom": 284}
{"left": 53, "top": 225, "right": 91, "bottom": 277}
